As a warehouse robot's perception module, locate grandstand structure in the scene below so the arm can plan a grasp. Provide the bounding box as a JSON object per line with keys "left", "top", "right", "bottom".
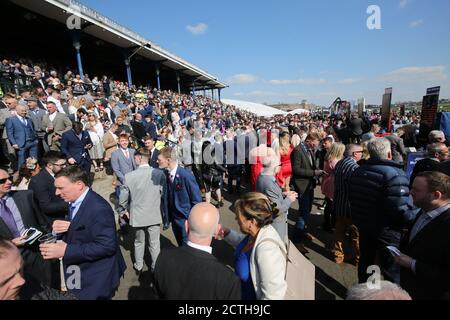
{"left": 2, "top": 0, "right": 227, "bottom": 97}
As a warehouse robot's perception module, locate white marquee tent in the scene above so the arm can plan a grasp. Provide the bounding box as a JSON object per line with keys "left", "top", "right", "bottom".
{"left": 221, "top": 99, "right": 286, "bottom": 117}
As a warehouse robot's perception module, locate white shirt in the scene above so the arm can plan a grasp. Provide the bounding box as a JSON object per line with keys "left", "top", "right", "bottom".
{"left": 48, "top": 112, "right": 57, "bottom": 122}
{"left": 17, "top": 115, "right": 27, "bottom": 125}
{"left": 169, "top": 164, "right": 178, "bottom": 182}
{"left": 187, "top": 241, "right": 212, "bottom": 254}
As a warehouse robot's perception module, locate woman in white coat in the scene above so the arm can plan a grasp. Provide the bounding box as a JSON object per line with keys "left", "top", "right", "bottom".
{"left": 220, "top": 192, "right": 287, "bottom": 300}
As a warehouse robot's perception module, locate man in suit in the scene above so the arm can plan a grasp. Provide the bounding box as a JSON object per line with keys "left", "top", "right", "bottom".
{"left": 111, "top": 134, "right": 136, "bottom": 200}
{"left": 0, "top": 97, "right": 19, "bottom": 170}
{"left": 157, "top": 147, "right": 202, "bottom": 246}
{"left": 6, "top": 105, "right": 38, "bottom": 170}
{"left": 60, "top": 122, "right": 93, "bottom": 185}
{"left": 40, "top": 166, "right": 126, "bottom": 300}
{"left": 154, "top": 203, "right": 241, "bottom": 300}
{"left": 130, "top": 113, "right": 147, "bottom": 147}
{"left": 290, "top": 132, "right": 324, "bottom": 253}
{"left": 410, "top": 143, "right": 449, "bottom": 186}
{"left": 144, "top": 135, "right": 159, "bottom": 168}
{"left": 29, "top": 151, "right": 68, "bottom": 223}
{"left": 0, "top": 169, "right": 52, "bottom": 287}
{"left": 395, "top": 171, "right": 450, "bottom": 300}
{"left": 41, "top": 101, "right": 72, "bottom": 152}
{"left": 30, "top": 74, "right": 46, "bottom": 93}
{"left": 119, "top": 148, "right": 168, "bottom": 274}
{"left": 37, "top": 92, "right": 48, "bottom": 111}
{"left": 26, "top": 96, "right": 46, "bottom": 160}
{"left": 256, "top": 154, "right": 297, "bottom": 242}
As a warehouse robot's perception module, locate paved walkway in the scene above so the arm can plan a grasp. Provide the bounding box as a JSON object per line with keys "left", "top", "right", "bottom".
{"left": 91, "top": 171, "right": 358, "bottom": 300}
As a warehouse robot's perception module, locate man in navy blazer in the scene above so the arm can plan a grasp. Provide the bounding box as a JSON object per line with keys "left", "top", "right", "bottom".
{"left": 144, "top": 135, "right": 160, "bottom": 168}
{"left": 39, "top": 166, "right": 126, "bottom": 300}
{"left": 157, "top": 147, "right": 202, "bottom": 246}
{"left": 5, "top": 105, "right": 38, "bottom": 170}
{"left": 60, "top": 122, "right": 93, "bottom": 185}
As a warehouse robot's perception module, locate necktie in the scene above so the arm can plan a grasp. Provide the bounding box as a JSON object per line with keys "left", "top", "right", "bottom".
{"left": 0, "top": 199, "right": 20, "bottom": 238}
{"left": 21, "top": 117, "right": 27, "bottom": 126}
{"left": 69, "top": 204, "right": 77, "bottom": 221}
{"left": 170, "top": 174, "right": 174, "bottom": 183}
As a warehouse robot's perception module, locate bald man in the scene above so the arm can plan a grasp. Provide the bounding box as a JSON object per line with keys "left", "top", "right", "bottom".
{"left": 154, "top": 203, "right": 241, "bottom": 300}
{"left": 6, "top": 104, "right": 38, "bottom": 170}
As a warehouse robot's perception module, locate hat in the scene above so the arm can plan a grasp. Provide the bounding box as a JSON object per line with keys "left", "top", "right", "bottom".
{"left": 25, "top": 96, "right": 37, "bottom": 102}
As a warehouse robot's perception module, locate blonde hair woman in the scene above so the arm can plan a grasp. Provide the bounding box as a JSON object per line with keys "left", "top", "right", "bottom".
{"left": 321, "top": 142, "right": 345, "bottom": 232}
{"left": 220, "top": 192, "right": 287, "bottom": 300}
{"left": 275, "top": 131, "right": 294, "bottom": 191}
{"left": 86, "top": 112, "right": 105, "bottom": 172}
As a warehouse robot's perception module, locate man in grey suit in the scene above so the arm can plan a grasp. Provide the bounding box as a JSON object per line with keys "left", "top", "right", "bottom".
{"left": 26, "top": 96, "right": 46, "bottom": 160}
{"left": 41, "top": 102, "right": 72, "bottom": 151}
{"left": 118, "top": 148, "right": 168, "bottom": 274}
{"left": 111, "top": 134, "right": 136, "bottom": 199}
{"left": 256, "top": 154, "right": 297, "bottom": 242}
{"left": 0, "top": 97, "right": 18, "bottom": 170}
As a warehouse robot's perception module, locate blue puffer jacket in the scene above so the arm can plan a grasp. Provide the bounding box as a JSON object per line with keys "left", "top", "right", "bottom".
{"left": 349, "top": 158, "right": 411, "bottom": 233}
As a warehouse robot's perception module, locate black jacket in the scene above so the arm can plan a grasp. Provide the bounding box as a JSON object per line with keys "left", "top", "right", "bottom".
{"left": 154, "top": 245, "right": 241, "bottom": 300}
{"left": 0, "top": 191, "right": 52, "bottom": 286}
{"left": 28, "top": 169, "right": 68, "bottom": 223}
{"left": 291, "top": 143, "right": 317, "bottom": 193}
{"left": 349, "top": 158, "right": 411, "bottom": 233}
{"left": 400, "top": 208, "right": 450, "bottom": 300}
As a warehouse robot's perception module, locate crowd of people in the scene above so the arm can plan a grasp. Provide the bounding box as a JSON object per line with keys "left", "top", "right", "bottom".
{"left": 1, "top": 55, "right": 450, "bottom": 301}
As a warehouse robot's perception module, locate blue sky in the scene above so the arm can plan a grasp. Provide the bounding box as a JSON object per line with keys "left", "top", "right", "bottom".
{"left": 79, "top": 0, "right": 450, "bottom": 105}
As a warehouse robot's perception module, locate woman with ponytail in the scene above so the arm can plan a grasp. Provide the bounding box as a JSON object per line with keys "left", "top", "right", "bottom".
{"left": 220, "top": 192, "right": 287, "bottom": 300}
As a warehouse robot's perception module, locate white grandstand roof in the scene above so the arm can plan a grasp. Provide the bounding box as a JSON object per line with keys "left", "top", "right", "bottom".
{"left": 221, "top": 99, "right": 287, "bottom": 117}
{"left": 11, "top": 0, "right": 227, "bottom": 89}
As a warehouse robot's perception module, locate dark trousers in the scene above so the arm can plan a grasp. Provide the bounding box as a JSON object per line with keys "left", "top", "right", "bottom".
{"left": 323, "top": 197, "right": 336, "bottom": 229}
{"left": 227, "top": 165, "right": 242, "bottom": 193}
{"left": 358, "top": 228, "right": 400, "bottom": 283}
{"left": 171, "top": 218, "right": 187, "bottom": 247}
{"left": 294, "top": 181, "right": 314, "bottom": 241}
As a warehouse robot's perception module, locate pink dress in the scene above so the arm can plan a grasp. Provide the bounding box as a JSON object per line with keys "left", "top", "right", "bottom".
{"left": 321, "top": 159, "right": 339, "bottom": 200}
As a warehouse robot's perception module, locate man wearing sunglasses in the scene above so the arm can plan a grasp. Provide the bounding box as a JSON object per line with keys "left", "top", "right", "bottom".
{"left": 29, "top": 151, "right": 69, "bottom": 223}
{"left": 0, "top": 169, "right": 52, "bottom": 288}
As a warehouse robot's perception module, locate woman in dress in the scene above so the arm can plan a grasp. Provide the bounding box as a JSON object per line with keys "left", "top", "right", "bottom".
{"left": 321, "top": 142, "right": 345, "bottom": 232}
{"left": 86, "top": 112, "right": 105, "bottom": 172}
{"left": 275, "top": 131, "right": 294, "bottom": 191}
{"left": 11, "top": 157, "right": 40, "bottom": 190}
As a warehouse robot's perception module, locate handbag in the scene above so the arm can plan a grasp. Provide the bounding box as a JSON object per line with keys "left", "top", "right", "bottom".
{"left": 259, "top": 239, "right": 315, "bottom": 300}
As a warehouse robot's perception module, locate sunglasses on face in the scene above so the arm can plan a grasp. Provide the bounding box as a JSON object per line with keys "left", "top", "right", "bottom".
{"left": 0, "top": 176, "right": 13, "bottom": 184}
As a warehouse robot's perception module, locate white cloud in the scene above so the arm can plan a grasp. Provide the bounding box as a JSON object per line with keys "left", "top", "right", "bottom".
{"left": 186, "top": 23, "right": 208, "bottom": 35}
{"left": 383, "top": 65, "right": 448, "bottom": 82}
{"left": 269, "top": 78, "right": 326, "bottom": 85}
{"left": 399, "top": 0, "right": 412, "bottom": 9}
{"left": 338, "top": 78, "right": 362, "bottom": 85}
{"left": 410, "top": 19, "right": 424, "bottom": 28}
{"left": 227, "top": 74, "right": 258, "bottom": 84}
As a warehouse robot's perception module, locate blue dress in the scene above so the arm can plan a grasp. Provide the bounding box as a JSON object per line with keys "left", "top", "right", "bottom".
{"left": 234, "top": 236, "right": 256, "bottom": 300}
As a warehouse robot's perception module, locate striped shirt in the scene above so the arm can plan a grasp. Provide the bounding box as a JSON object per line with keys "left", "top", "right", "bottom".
{"left": 333, "top": 157, "right": 359, "bottom": 218}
